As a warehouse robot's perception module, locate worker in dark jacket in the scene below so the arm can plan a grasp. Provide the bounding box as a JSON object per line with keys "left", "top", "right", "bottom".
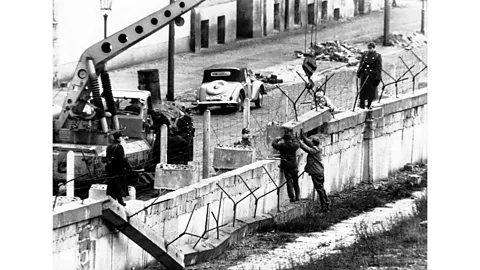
{"left": 124, "top": 98, "right": 142, "bottom": 114}
{"left": 167, "top": 126, "right": 189, "bottom": 164}
{"left": 357, "top": 42, "right": 382, "bottom": 109}
{"left": 272, "top": 131, "right": 301, "bottom": 202}
{"left": 105, "top": 132, "right": 132, "bottom": 206}
{"left": 298, "top": 133, "right": 330, "bottom": 211}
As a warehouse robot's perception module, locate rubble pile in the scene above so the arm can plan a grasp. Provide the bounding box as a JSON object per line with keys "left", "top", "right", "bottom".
{"left": 295, "top": 40, "right": 363, "bottom": 65}
{"left": 378, "top": 31, "right": 427, "bottom": 50}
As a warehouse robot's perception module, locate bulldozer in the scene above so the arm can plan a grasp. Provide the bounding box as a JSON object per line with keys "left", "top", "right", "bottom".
{"left": 52, "top": 0, "right": 206, "bottom": 198}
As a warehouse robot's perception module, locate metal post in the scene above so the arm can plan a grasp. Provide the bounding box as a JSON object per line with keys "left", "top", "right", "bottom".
{"left": 383, "top": 0, "right": 390, "bottom": 46}
{"left": 203, "top": 110, "right": 211, "bottom": 179}
{"left": 103, "top": 15, "right": 108, "bottom": 39}
{"left": 66, "top": 151, "right": 75, "bottom": 197}
{"left": 167, "top": 0, "right": 175, "bottom": 101}
{"left": 160, "top": 124, "right": 168, "bottom": 164}
{"left": 420, "top": 0, "right": 426, "bottom": 34}
{"left": 281, "top": 90, "right": 289, "bottom": 122}
{"left": 243, "top": 98, "right": 250, "bottom": 129}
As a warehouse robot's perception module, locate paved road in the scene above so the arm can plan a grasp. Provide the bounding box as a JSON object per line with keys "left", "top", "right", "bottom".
{"left": 52, "top": 0, "right": 425, "bottom": 106}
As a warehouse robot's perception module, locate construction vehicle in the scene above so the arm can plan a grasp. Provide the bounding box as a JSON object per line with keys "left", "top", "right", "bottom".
{"left": 52, "top": 0, "right": 207, "bottom": 197}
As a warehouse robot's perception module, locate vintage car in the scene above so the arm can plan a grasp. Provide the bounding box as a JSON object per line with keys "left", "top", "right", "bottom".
{"left": 193, "top": 65, "right": 267, "bottom": 112}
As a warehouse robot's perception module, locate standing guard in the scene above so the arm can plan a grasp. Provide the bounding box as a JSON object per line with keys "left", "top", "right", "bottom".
{"left": 357, "top": 42, "right": 382, "bottom": 109}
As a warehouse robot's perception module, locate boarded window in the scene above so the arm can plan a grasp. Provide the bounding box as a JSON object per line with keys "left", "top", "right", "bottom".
{"left": 201, "top": 20, "right": 209, "bottom": 48}
{"left": 217, "top": 16, "right": 225, "bottom": 44}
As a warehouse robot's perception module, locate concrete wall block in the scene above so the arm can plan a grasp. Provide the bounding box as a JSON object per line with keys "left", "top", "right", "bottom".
{"left": 367, "top": 107, "right": 384, "bottom": 119}
{"left": 332, "top": 133, "right": 339, "bottom": 143}
{"left": 186, "top": 188, "right": 198, "bottom": 202}
{"left": 213, "top": 146, "right": 256, "bottom": 170}
{"left": 176, "top": 202, "right": 186, "bottom": 217}
{"left": 186, "top": 200, "right": 196, "bottom": 213}
{"left": 154, "top": 164, "right": 200, "bottom": 190}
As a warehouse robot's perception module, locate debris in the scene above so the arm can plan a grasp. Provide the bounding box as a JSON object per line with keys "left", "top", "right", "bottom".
{"left": 294, "top": 40, "right": 363, "bottom": 64}
{"left": 376, "top": 31, "right": 428, "bottom": 50}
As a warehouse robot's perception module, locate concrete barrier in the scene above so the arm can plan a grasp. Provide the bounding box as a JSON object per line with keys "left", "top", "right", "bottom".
{"left": 53, "top": 88, "right": 428, "bottom": 270}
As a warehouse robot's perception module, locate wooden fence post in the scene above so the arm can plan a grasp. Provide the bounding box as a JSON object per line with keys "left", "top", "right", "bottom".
{"left": 203, "top": 110, "right": 211, "bottom": 179}
{"left": 66, "top": 150, "right": 75, "bottom": 197}
{"left": 160, "top": 124, "right": 168, "bottom": 164}
{"left": 243, "top": 98, "right": 250, "bottom": 129}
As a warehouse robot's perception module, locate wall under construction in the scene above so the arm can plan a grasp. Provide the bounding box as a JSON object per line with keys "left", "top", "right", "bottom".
{"left": 52, "top": 87, "right": 428, "bottom": 270}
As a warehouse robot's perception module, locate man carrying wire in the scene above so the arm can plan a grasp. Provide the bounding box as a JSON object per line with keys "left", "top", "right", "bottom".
{"left": 357, "top": 42, "right": 382, "bottom": 109}
{"left": 272, "top": 130, "right": 301, "bottom": 202}
{"left": 298, "top": 131, "right": 330, "bottom": 212}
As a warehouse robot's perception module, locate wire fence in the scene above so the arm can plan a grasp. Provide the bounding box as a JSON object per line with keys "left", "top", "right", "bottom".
{"left": 190, "top": 47, "right": 428, "bottom": 175}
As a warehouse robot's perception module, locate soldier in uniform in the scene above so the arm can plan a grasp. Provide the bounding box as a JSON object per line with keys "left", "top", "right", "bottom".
{"left": 175, "top": 108, "right": 195, "bottom": 165}
{"left": 105, "top": 132, "right": 132, "bottom": 206}
{"left": 357, "top": 42, "right": 382, "bottom": 109}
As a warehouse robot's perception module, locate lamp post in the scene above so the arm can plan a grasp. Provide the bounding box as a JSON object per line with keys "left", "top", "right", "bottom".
{"left": 99, "top": 0, "right": 113, "bottom": 39}
{"left": 420, "top": 0, "right": 426, "bottom": 34}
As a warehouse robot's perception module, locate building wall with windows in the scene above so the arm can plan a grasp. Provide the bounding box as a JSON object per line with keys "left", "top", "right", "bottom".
{"left": 191, "top": 0, "right": 237, "bottom": 51}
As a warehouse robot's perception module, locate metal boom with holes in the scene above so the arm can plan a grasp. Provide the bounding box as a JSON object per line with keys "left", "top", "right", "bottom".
{"left": 54, "top": 0, "right": 206, "bottom": 131}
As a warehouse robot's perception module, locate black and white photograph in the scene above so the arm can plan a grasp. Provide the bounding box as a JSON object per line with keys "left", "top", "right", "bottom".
{"left": 4, "top": 0, "right": 478, "bottom": 269}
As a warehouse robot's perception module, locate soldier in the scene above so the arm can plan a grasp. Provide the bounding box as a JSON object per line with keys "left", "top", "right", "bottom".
{"left": 175, "top": 108, "right": 195, "bottom": 165}
{"left": 167, "top": 126, "right": 189, "bottom": 164}
{"left": 357, "top": 42, "right": 382, "bottom": 109}
{"left": 125, "top": 98, "right": 142, "bottom": 114}
{"left": 298, "top": 132, "right": 330, "bottom": 211}
{"left": 234, "top": 128, "right": 253, "bottom": 147}
{"left": 272, "top": 130, "right": 301, "bottom": 202}
{"left": 105, "top": 132, "right": 132, "bottom": 206}
{"left": 313, "top": 87, "right": 337, "bottom": 112}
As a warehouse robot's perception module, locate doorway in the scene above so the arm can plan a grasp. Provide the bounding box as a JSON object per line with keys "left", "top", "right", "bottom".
{"left": 294, "top": 0, "right": 300, "bottom": 25}
{"left": 201, "top": 20, "right": 209, "bottom": 48}
{"left": 217, "top": 16, "right": 225, "bottom": 44}
{"left": 274, "top": 3, "right": 280, "bottom": 31}
{"left": 284, "top": 0, "right": 289, "bottom": 30}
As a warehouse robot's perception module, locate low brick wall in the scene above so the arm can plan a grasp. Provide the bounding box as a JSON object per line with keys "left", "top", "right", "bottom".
{"left": 53, "top": 88, "right": 428, "bottom": 270}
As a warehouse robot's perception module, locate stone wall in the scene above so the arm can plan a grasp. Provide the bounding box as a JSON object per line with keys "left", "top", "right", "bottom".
{"left": 52, "top": 87, "right": 427, "bottom": 270}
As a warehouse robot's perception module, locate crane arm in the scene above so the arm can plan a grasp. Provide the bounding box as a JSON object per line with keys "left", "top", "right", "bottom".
{"left": 54, "top": 0, "right": 206, "bottom": 130}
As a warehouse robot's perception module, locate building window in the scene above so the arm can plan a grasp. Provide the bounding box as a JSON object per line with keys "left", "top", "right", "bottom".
{"left": 321, "top": 1, "right": 328, "bottom": 20}
{"left": 334, "top": 8, "right": 340, "bottom": 20}
{"left": 201, "top": 20, "right": 209, "bottom": 48}
{"left": 217, "top": 16, "right": 225, "bottom": 44}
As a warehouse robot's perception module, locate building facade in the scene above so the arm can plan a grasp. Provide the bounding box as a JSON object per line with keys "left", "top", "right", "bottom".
{"left": 53, "top": 0, "right": 376, "bottom": 85}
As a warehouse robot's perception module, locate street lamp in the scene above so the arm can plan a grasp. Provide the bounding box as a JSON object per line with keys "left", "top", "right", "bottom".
{"left": 420, "top": 0, "right": 426, "bottom": 34}
{"left": 99, "top": 0, "right": 113, "bottom": 39}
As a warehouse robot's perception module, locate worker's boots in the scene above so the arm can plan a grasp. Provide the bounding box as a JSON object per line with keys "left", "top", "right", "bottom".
{"left": 316, "top": 188, "right": 330, "bottom": 212}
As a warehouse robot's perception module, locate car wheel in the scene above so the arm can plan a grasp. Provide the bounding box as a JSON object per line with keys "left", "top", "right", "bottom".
{"left": 236, "top": 92, "right": 245, "bottom": 112}
{"left": 255, "top": 92, "right": 264, "bottom": 108}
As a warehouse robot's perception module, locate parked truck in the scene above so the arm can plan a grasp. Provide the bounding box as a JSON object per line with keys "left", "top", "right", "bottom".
{"left": 52, "top": 0, "right": 207, "bottom": 197}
